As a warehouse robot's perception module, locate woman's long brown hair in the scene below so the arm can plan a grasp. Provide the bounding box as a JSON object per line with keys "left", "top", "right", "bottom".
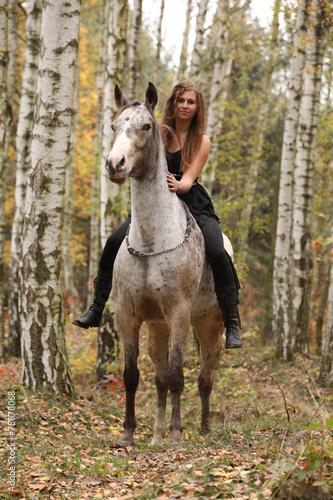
{"left": 161, "top": 82, "right": 206, "bottom": 173}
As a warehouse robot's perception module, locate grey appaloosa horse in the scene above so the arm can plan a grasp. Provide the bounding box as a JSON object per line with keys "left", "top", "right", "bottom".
{"left": 106, "top": 82, "right": 229, "bottom": 448}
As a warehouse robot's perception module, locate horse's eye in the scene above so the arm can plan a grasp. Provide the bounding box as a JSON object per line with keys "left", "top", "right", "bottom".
{"left": 143, "top": 123, "right": 151, "bottom": 131}
{"left": 111, "top": 124, "right": 115, "bottom": 131}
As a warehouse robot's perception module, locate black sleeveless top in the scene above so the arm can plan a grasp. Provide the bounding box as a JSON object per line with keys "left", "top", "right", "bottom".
{"left": 167, "top": 150, "right": 220, "bottom": 228}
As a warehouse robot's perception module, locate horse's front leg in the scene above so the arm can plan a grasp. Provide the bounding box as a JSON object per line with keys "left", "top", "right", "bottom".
{"left": 117, "top": 315, "right": 141, "bottom": 446}
{"left": 147, "top": 322, "right": 169, "bottom": 448}
{"left": 167, "top": 311, "right": 190, "bottom": 445}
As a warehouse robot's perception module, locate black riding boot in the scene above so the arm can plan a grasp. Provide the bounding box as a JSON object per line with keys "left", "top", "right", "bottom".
{"left": 216, "top": 284, "right": 242, "bottom": 349}
{"left": 72, "top": 269, "right": 112, "bottom": 329}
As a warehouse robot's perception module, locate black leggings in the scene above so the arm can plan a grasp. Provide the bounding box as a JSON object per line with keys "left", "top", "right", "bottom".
{"left": 99, "top": 216, "right": 236, "bottom": 288}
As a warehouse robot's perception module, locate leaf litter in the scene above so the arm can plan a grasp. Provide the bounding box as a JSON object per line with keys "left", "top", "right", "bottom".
{"left": 0, "top": 326, "right": 332, "bottom": 499}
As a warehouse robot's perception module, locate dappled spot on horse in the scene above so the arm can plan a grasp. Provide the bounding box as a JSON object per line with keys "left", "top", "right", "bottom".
{"left": 107, "top": 82, "right": 226, "bottom": 448}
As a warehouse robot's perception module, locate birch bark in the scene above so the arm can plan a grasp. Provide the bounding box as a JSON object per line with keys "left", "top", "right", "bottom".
{"left": 202, "top": 0, "right": 233, "bottom": 191}
{"left": 8, "top": 0, "right": 43, "bottom": 356}
{"left": 100, "top": 0, "right": 128, "bottom": 246}
{"left": 20, "top": 0, "right": 81, "bottom": 394}
{"left": 87, "top": 0, "right": 108, "bottom": 304}
{"left": 319, "top": 223, "right": 333, "bottom": 387}
{"left": 291, "top": 0, "right": 325, "bottom": 356}
{"left": 0, "top": 0, "right": 16, "bottom": 361}
{"left": 6, "top": 0, "right": 17, "bottom": 123}
{"left": 128, "top": 0, "right": 142, "bottom": 99}
{"left": 177, "top": 0, "right": 192, "bottom": 81}
{"left": 190, "top": 0, "right": 208, "bottom": 81}
{"left": 154, "top": 0, "right": 164, "bottom": 85}
{"left": 238, "top": 0, "right": 281, "bottom": 257}
{"left": 98, "top": 0, "right": 128, "bottom": 378}
{"left": 63, "top": 61, "right": 80, "bottom": 304}
{"left": 0, "top": 0, "right": 9, "bottom": 363}
{"left": 272, "top": 0, "right": 309, "bottom": 359}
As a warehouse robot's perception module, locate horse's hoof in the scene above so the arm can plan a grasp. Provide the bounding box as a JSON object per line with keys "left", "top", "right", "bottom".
{"left": 167, "top": 439, "right": 184, "bottom": 448}
{"left": 150, "top": 437, "right": 163, "bottom": 449}
{"left": 117, "top": 440, "right": 135, "bottom": 447}
{"left": 167, "top": 430, "right": 183, "bottom": 447}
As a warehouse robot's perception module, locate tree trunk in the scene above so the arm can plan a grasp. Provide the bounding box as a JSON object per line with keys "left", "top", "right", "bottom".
{"left": 190, "top": 0, "right": 209, "bottom": 81}
{"left": 154, "top": 0, "right": 164, "bottom": 85}
{"left": 238, "top": 0, "right": 281, "bottom": 258}
{"left": 6, "top": 0, "right": 17, "bottom": 123}
{"left": 63, "top": 61, "right": 80, "bottom": 305}
{"left": 98, "top": 0, "right": 128, "bottom": 380}
{"left": 100, "top": 0, "right": 128, "bottom": 247}
{"left": 319, "top": 224, "right": 333, "bottom": 387}
{"left": 20, "top": 0, "right": 81, "bottom": 395}
{"left": 8, "top": 0, "right": 43, "bottom": 357}
{"left": 291, "top": 0, "right": 325, "bottom": 356}
{"left": 177, "top": 0, "right": 192, "bottom": 81}
{"left": 0, "top": 0, "right": 9, "bottom": 363}
{"left": 315, "top": 259, "right": 331, "bottom": 353}
{"left": 202, "top": 0, "right": 233, "bottom": 191}
{"left": 272, "top": 0, "right": 309, "bottom": 360}
{"left": 96, "top": 308, "right": 119, "bottom": 381}
{"left": 87, "top": 0, "right": 109, "bottom": 305}
{"left": 128, "top": 0, "right": 142, "bottom": 100}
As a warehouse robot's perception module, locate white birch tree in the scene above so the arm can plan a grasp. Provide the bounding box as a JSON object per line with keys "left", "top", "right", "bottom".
{"left": 0, "top": 0, "right": 9, "bottom": 363}
{"left": 272, "top": 0, "right": 310, "bottom": 360}
{"left": 20, "top": 0, "right": 81, "bottom": 394}
{"left": 87, "top": 0, "right": 108, "bottom": 305}
{"left": 100, "top": 0, "right": 128, "bottom": 246}
{"left": 8, "top": 0, "right": 43, "bottom": 357}
{"left": 177, "top": 0, "right": 192, "bottom": 81}
{"left": 154, "top": 0, "right": 164, "bottom": 85}
{"left": 202, "top": 0, "right": 233, "bottom": 190}
{"left": 63, "top": 61, "right": 80, "bottom": 304}
{"left": 6, "top": 0, "right": 17, "bottom": 124}
{"left": 291, "top": 0, "right": 326, "bottom": 356}
{"left": 190, "top": 0, "right": 209, "bottom": 81}
{"left": 319, "top": 221, "right": 333, "bottom": 387}
{"left": 0, "top": 0, "right": 16, "bottom": 361}
{"left": 238, "top": 0, "right": 280, "bottom": 257}
{"left": 128, "top": 0, "right": 142, "bottom": 99}
{"left": 98, "top": 0, "right": 128, "bottom": 378}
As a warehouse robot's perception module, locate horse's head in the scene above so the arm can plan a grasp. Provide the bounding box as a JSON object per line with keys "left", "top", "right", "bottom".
{"left": 105, "top": 82, "right": 160, "bottom": 184}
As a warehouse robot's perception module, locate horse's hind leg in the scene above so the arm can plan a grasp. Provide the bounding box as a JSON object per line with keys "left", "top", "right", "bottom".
{"left": 116, "top": 314, "right": 141, "bottom": 446}
{"left": 193, "top": 316, "right": 222, "bottom": 433}
{"left": 147, "top": 322, "right": 169, "bottom": 448}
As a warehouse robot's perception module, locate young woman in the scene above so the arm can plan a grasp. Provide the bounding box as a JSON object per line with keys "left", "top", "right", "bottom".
{"left": 73, "top": 82, "right": 242, "bottom": 349}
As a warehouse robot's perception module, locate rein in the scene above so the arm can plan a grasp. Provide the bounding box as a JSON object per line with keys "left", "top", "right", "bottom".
{"left": 126, "top": 202, "right": 192, "bottom": 262}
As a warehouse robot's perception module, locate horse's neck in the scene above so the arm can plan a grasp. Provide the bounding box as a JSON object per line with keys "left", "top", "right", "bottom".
{"left": 129, "top": 154, "right": 185, "bottom": 252}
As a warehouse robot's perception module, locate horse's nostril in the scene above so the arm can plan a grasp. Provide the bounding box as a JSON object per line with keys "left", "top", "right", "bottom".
{"left": 117, "top": 155, "right": 125, "bottom": 172}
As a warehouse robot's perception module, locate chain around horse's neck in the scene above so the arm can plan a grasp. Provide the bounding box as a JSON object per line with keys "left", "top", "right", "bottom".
{"left": 126, "top": 201, "right": 192, "bottom": 262}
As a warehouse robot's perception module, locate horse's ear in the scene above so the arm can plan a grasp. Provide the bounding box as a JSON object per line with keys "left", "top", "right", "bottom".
{"left": 114, "top": 84, "right": 129, "bottom": 109}
{"left": 145, "top": 82, "right": 158, "bottom": 110}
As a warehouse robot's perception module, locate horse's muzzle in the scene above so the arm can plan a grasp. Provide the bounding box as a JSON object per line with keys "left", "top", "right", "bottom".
{"left": 105, "top": 154, "right": 127, "bottom": 184}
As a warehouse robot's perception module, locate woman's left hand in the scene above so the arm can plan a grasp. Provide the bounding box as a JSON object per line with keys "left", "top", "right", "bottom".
{"left": 167, "top": 172, "right": 179, "bottom": 193}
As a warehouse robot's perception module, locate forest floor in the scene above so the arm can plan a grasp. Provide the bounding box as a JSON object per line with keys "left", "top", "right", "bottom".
{"left": 0, "top": 320, "right": 332, "bottom": 499}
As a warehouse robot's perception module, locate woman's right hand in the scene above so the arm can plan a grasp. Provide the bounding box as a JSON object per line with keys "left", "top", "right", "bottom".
{"left": 167, "top": 172, "right": 180, "bottom": 192}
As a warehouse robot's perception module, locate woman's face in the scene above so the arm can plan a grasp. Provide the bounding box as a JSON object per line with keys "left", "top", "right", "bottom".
{"left": 174, "top": 90, "right": 198, "bottom": 122}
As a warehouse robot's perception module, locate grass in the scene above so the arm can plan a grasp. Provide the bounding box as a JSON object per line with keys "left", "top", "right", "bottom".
{"left": 0, "top": 320, "right": 332, "bottom": 499}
